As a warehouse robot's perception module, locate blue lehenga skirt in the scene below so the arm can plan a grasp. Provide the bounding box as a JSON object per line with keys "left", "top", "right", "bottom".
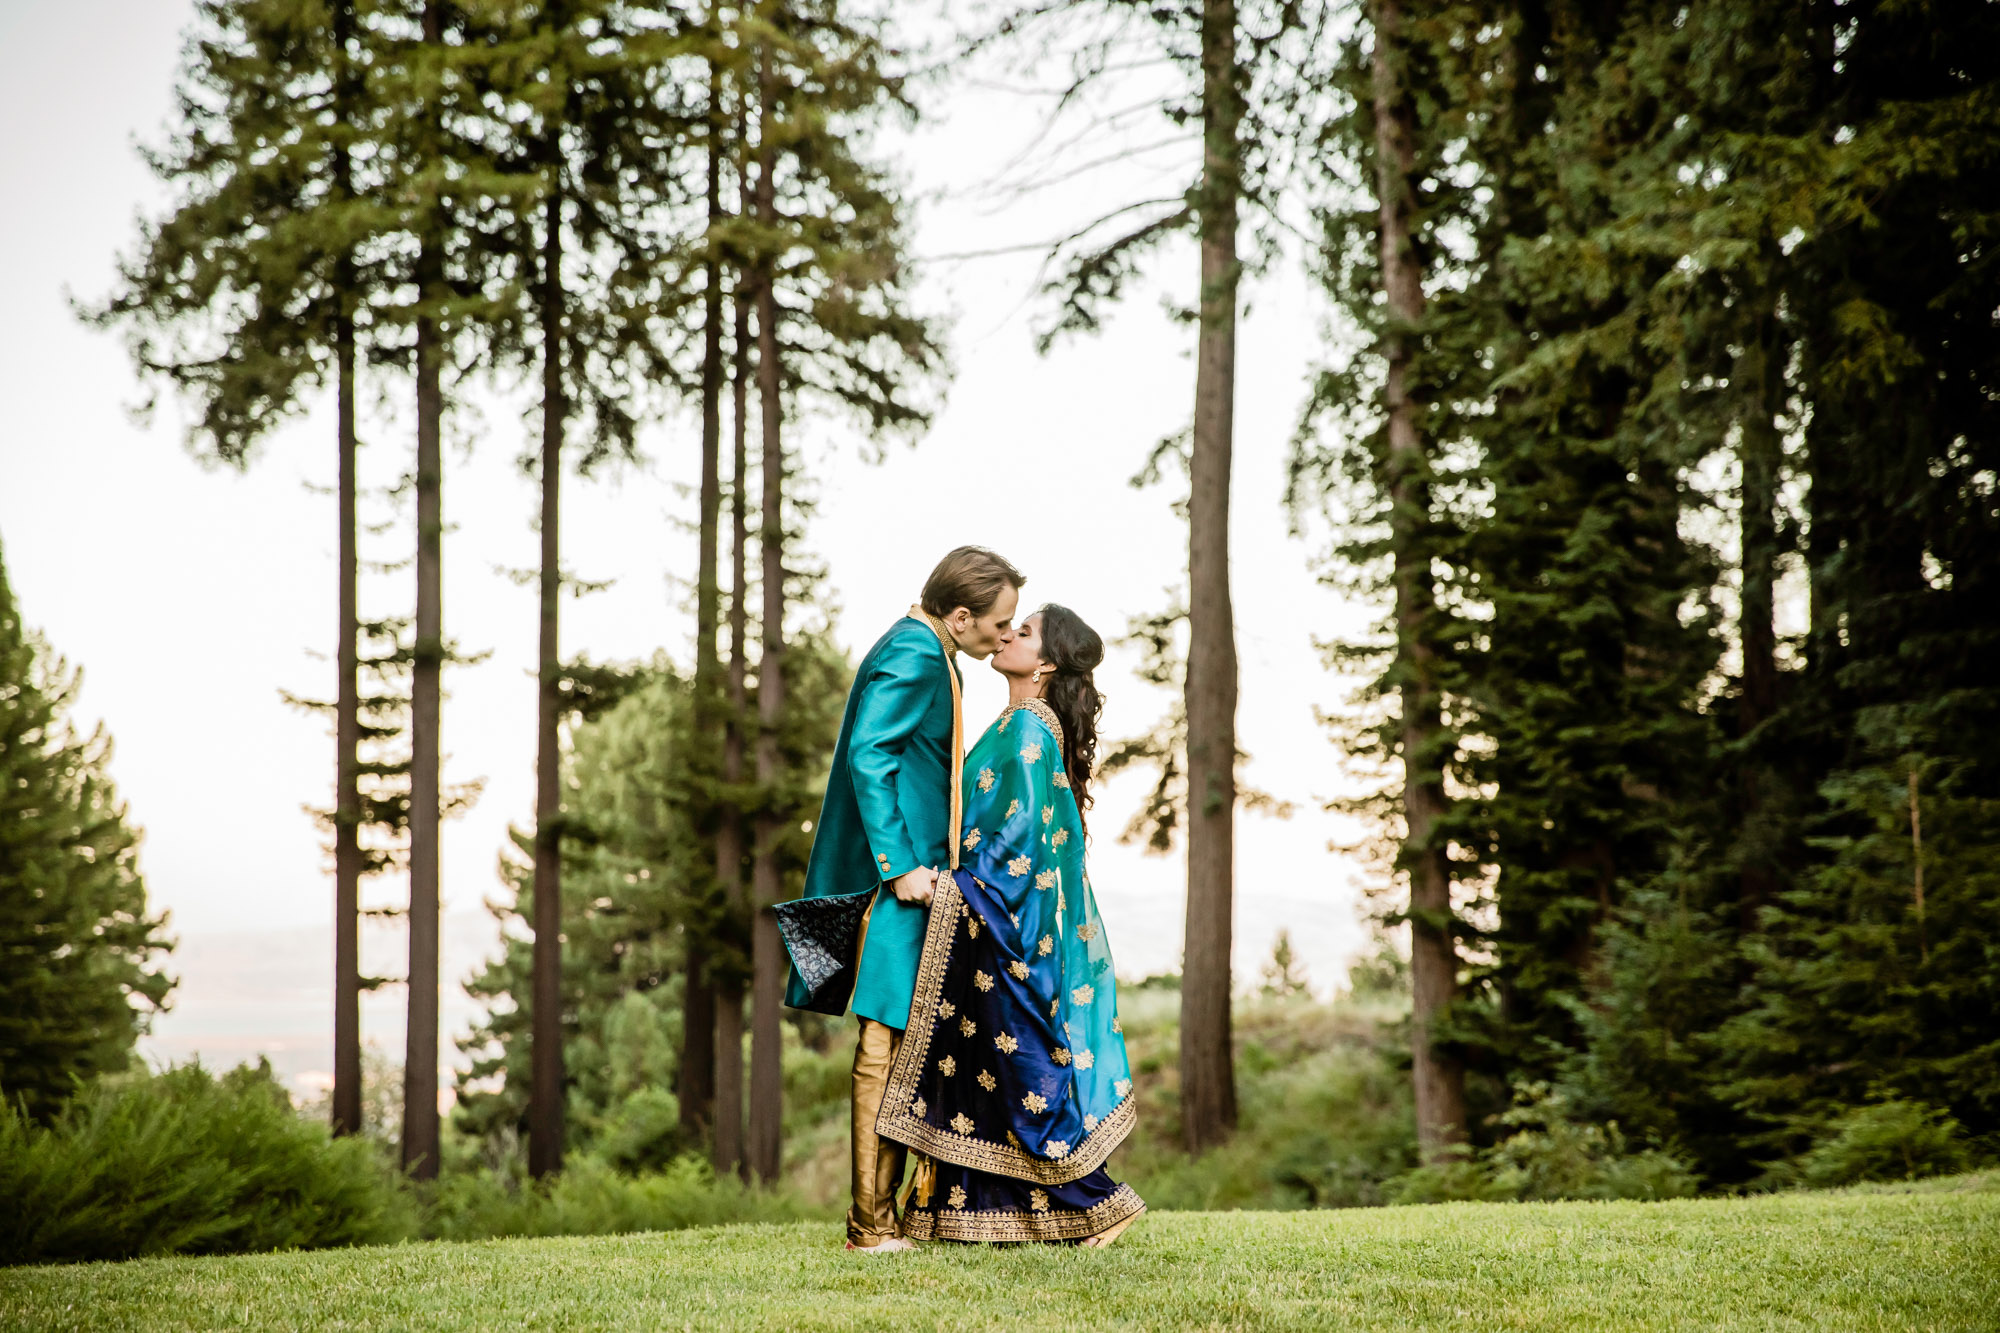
{"left": 877, "top": 869, "right": 1145, "bottom": 1244}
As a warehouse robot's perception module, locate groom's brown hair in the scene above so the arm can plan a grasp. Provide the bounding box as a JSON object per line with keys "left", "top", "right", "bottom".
{"left": 921, "top": 546, "right": 1025, "bottom": 617}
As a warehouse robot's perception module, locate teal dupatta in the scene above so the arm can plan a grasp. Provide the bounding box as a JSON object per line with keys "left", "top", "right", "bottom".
{"left": 877, "top": 699, "right": 1136, "bottom": 1189}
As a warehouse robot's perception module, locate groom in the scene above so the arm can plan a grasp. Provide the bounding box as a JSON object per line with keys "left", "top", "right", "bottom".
{"left": 786, "top": 546, "right": 1024, "bottom": 1252}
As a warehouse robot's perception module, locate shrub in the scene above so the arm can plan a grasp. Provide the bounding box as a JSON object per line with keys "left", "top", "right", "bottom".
{"left": 0, "top": 1061, "right": 413, "bottom": 1265}
{"left": 1794, "top": 1100, "right": 1972, "bottom": 1188}
{"left": 1390, "top": 1083, "right": 1700, "bottom": 1204}
{"left": 424, "top": 1154, "right": 811, "bottom": 1241}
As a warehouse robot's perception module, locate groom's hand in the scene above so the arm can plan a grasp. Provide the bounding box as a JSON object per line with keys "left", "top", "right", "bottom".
{"left": 890, "top": 867, "right": 936, "bottom": 905}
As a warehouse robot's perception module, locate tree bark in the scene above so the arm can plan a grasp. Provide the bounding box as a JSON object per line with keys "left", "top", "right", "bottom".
{"left": 1180, "top": 0, "right": 1242, "bottom": 1154}
{"left": 1735, "top": 295, "right": 1782, "bottom": 932}
{"left": 746, "top": 36, "right": 786, "bottom": 1185}
{"left": 528, "top": 179, "right": 567, "bottom": 1181}
{"left": 329, "top": 0, "right": 362, "bottom": 1142}
{"left": 713, "top": 249, "right": 754, "bottom": 1182}
{"left": 1371, "top": 0, "right": 1467, "bottom": 1162}
{"left": 683, "top": 63, "right": 728, "bottom": 1152}
{"left": 402, "top": 0, "right": 446, "bottom": 1182}
{"left": 403, "top": 308, "right": 444, "bottom": 1168}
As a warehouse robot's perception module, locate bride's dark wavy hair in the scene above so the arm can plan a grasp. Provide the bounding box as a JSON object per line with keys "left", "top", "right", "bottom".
{"left": 1035, "top": 604, "right": 1105, "bottom": 836}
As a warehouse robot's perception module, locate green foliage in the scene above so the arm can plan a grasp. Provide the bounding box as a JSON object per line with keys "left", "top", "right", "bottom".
{"left": 1107, "top": 988, "right": 1419, "bottom": 1211}
{"left": 0, "top": 542, "right": 172, "bottom": 1123}
{"left": 0, "top": 1062, "right": 412, "bottom": 1266}
{"left": 1293, "top": 0, "right": 2000, "bottom": 1183}
{"left": 1391, "top": 1083, "right": 1699, "bottom": 1205}
{"left": 1790, "top": 1101, "right": 1974, "bottom": 1191}
{"left": 423, "top": 1155, "right": 812, "bottom": 1242}
{"left": 455, "top": 638, "right": 850, "bottom": 1163}
{"left": 1720, "top": 761, "right": 2000, "bottom": 1163}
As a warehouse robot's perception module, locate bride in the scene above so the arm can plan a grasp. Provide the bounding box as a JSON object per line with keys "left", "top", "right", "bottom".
{"left": 877, "top": 605, "right": 1145, "bottom": 1246}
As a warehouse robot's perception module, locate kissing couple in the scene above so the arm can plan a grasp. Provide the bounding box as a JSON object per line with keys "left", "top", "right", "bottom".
{"left": 777, "top": 546, "right": 1145, "bottom": 1252}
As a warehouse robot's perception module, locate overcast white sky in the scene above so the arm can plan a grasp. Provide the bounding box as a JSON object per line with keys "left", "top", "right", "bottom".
{"left": 0, "top": 1, "right": 1381, "bottom": 1091}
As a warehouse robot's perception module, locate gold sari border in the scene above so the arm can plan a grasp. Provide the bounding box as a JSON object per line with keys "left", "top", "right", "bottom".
{"left": 904, "top": 1184, "right": 1145, "bottom": 1244}
{"left": 875, "top": 873, "right": 1136, "bottom": 1186}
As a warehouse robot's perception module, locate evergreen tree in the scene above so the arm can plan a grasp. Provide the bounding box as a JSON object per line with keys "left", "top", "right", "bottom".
{"left": 0, "top": 541, "right": 173, "bottom": 1122}
{"left": 972, "top": 0, "right": 1324, "bottom": 1150}
{"left": 736, "top": 0, "right": 943, "bottom": 1183}
{"left": 86, "top": 0, "right": 382, "bottom": 1137}
{"left": 455, "top": 638, "right": 849, "bottom": 1163}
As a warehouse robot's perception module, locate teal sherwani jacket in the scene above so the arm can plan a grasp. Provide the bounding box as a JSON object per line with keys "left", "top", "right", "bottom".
{"left": 785, "top": 614, "right": 959, "bottom": 1029}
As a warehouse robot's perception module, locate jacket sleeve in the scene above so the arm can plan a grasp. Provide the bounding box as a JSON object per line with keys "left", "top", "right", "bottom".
{"left": 847, "top": 633, "right": 943, "bottom": 884}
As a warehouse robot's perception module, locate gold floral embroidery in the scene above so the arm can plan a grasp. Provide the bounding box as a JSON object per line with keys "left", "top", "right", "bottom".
{"left": 938, "top": 1000, "right": 956, "bottom": 1019}
{"left": 1007, "top": 1130, "right": 1023, "bottom": 1149}
{"left": 1049, "top": 998, "right": 1060, "bottom": 1017}
{"left": 1037, "top": 934, "right": 1054, "bottom": 957}
{"left": 1083, "top": 1113, "right": 1099, "bottom": 1131}
{"left": 1022, "top": 1091, "right": 1048, "bottom": 1114}
{"left": 962, "top": 829, "right": 982, "bottom": 852}
{"left": 1021, "top": 742, "right": 1043, "bottom": 763}
{"left": 948, "top": 1185, "right": 967, "bottom": 1209}
{"left": 912, "top": 1097, "right": 926, "bottom": 1117}
{"left": 1046, "top": 1139, "right": 1071, "bottom": 1159}
{"left": 1051, "top": 1047, "right": 1072, "bottom": 1066}
{"left": 1007, "top": 960, "right": 1030, "bottom": 980}
{"left": 1111, "top": 1017, "right": 1123, "bottom": 1034}
{"left": 1034, "top": 868, "right": 1057, "bottom": 890}
{"left": 1029, "top": 1189, "right": 1049, "bottom": 1212}
{"left": 1052, "top": 828, "right": 1069, "bottom": 848}
{"left": 977, "top": 1069, "right": 997, "bottom": 1091}
{"left": 1077, "top": 922, "right": 1099, "bottom": 942}
{"left": 1114, "top": 1079, "right": 1132, "bottom": 1098}
{"left": 877, "top": 868, "right": 1139, "bottom": 1188}
{"left": 1006, "top": 855, "right": 1031, "bottom": 877}
{"left": 973, "top": 970, "right": 994, "bottom": 992}
{"left": 977, "top": 768, "right": 996, "bottom": 793}
{"left": 1005, "top": 799, "right": 1021, "bottom": 819}
{"left": 959, "top": 1017, "right": 977, "bottom": 1038}
{"left": 1075, "top": 1049, "right": 1095, "bottom": 1070}
{"left": 968, "top": 916, "right": 980, "bottom": 939}
{"left": 1041, "top": 805, "right": 1054, "bottom": 825}
{"left": 903, "top": 1185, "right": 1144, "bottom": 1244}
{"left": 994, "top": 1032, "right": 1018, "bottom": 1054}
{"left": 950, "top": 1113, "right": 975, "bottom": 1135}
{"left": 1053, "top": 771, "right": 1071, "bottom": 789}
{"left": 1072, "top": 984, "right": 1095, "bottom": 1005}
{"left": 1057, "top": 888, "right": 1066, "bottom": 914}
{"left": 939, "top": 1056, "right": 956, "bottom": 1077}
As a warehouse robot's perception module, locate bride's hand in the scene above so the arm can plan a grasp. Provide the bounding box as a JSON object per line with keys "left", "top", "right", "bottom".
{"left": 890, "top": 867, "right": 936, "bottom": 905}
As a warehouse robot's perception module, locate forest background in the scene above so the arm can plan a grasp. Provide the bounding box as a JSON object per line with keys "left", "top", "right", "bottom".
{"left": 1, "top": 0, "right": 1995, "bottom": 1265}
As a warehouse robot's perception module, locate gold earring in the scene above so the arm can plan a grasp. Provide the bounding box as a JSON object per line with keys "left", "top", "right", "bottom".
{"left": 1031, "top": 666, "right": 1044, "bottom": 685}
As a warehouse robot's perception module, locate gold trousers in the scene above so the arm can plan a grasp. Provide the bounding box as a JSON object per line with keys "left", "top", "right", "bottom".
{"left": 847, "top": 1017, "right": 907, "bottom": 1246}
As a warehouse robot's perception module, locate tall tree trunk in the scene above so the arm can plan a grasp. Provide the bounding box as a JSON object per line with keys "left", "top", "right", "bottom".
{"left": 746, "top": 37, "right": 786, "bottom": 1185}
{"left": 713, "top": 168, "right": 754, "bottom": 1183}
{"left": 1371, "top": 0, "right": 1467, "bottom": 1162}
{"left": 683, "top": 65, "right": 729, "bottom": 1153}
{"left": 1180, "top": 0, "right": 1242, "bottom": 1153}
{"left": 528, "top": 181, "right": 567, "bottom": 1181}
{"left": 1735, "top": 294, "right": 1782, "bottom": 932}
{"left": 402, "top": 0, "right": 446, "bottom": 1182}
{"left": 329, "top": 0, "right": 362, "bottom": 1142}
{"left": 403, "top": 319, "right": 445, "bottom": 1159}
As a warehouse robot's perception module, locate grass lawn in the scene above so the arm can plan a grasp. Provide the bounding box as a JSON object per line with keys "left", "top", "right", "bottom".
{"left": 6, "top": 1174, "right": 1995, "bottom": 1332}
